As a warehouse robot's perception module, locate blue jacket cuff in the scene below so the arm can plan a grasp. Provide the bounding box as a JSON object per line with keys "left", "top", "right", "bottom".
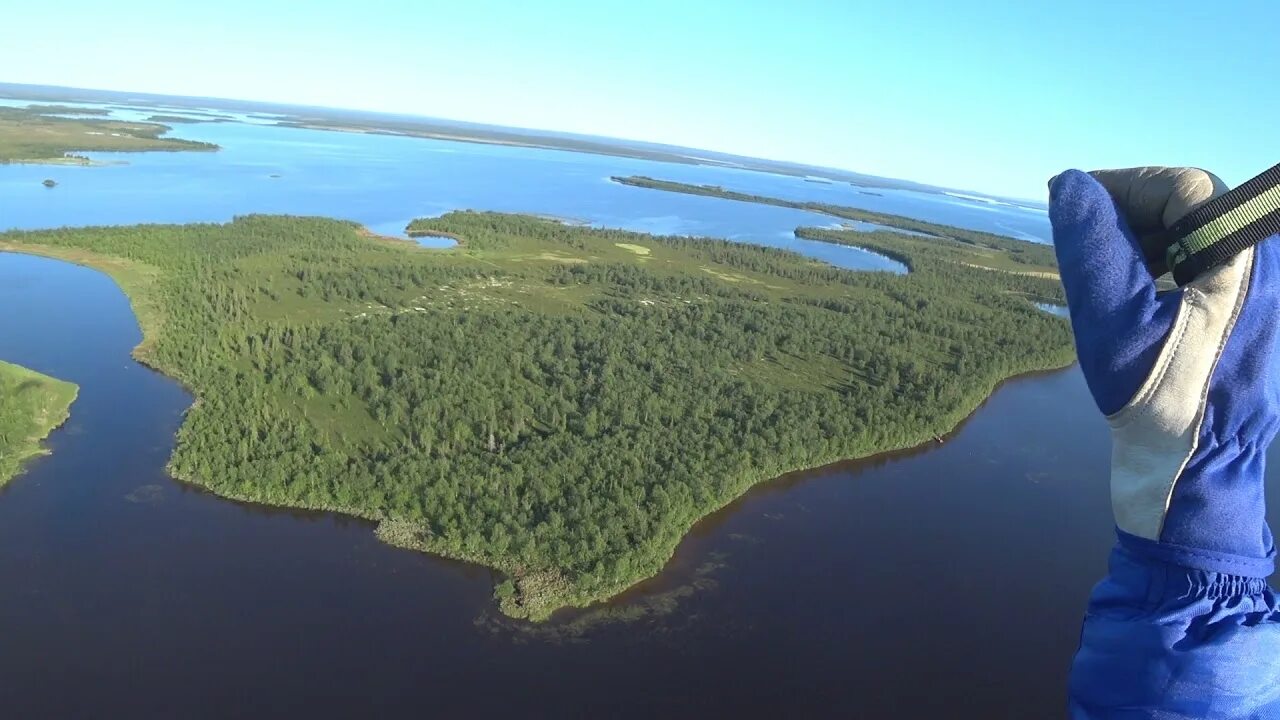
{"left": 1117, "top": 527, "right": 1276, "bottom": 578}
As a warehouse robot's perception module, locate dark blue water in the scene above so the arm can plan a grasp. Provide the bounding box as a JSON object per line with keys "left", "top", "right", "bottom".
{"left": 2, "top": 103, "right": 1230, "bottom": 719}
{"left": 0, "top": 250, "right": 1112, "bottom": 718}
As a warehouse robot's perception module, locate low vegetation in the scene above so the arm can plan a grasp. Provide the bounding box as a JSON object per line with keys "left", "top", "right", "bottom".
{"left": 0, "top": 106, "right": 218, "bottom": 163}
{"left": 0, "top": 212, "right": 1070, "bottom": 617}
{"left": 0, "top": 361, "right": 78, "bottom": 486}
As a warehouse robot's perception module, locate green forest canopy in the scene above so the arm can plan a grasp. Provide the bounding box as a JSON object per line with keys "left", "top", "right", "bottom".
{"left": 0, "top": 212, "right": 1071, "bottom": 618}
{"left": 0, "top": 360, "right": 77, "bottom": 486}
{"left": 0, "top": 106, "right": 218, "bottom": 163}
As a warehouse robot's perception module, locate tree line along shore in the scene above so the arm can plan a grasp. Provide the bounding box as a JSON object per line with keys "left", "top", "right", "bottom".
{"left": 0, "top": 198, "right": 1069, "bottom": 618}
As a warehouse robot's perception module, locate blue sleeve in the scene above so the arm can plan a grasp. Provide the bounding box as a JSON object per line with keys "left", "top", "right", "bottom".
{"left": 1069, "top": 540, "right": 1280, "bottom": 719}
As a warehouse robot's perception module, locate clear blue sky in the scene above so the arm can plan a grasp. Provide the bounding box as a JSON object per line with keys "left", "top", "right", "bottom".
{"left": 6, "top": 0, "right": 1277, "bottom": 199}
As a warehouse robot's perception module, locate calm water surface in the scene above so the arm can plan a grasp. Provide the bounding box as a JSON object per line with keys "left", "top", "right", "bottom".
{"left": 0, "top": 100, "right": 1053, "bottom": 271}
{"left": 1, "top": 252, "right": 1112, "bottom": 718}
{"left": 5, "top": 106, "right": 1270, "bottom": 718}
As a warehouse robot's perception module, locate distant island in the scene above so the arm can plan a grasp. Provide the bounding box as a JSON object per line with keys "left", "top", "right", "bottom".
{"left": 0, "top": 209, "right": 1070, "bottom": 618}
{"left": 0, "top": 105, "right": 218, "bottom": 164}
{"left": 145, "top": 114, "right": 217, "bottom": 124}
{"left": 0, "top": 361, "right": 77, "bottom": 486}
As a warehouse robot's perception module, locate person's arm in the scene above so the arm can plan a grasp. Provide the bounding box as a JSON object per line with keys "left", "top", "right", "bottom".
{"left": 1049, "top": 168, "right": 1280, "bottom": 719}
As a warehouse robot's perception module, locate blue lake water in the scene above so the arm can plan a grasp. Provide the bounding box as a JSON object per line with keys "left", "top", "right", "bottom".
{"left": 0, "top": 102, "right": 1224, "bottom": 719}
{"left": 0, "top": 100, "right": 1050, "bottom": 277}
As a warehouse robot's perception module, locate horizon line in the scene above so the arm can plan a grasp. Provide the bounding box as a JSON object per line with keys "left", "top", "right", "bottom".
{"left": 0, "top": 79, "right": 1045, "bottom": 205}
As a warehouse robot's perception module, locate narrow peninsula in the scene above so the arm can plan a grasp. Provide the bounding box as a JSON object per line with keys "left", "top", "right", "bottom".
{"left": 0, "top": 105, "right": 218, "bottom": 164}
{"left": 0, "top": 361, "right": 78, "bottom": 486}
{"left": 612, "top": 175, "right": 1057, "bottom": 277}
{"left": 0, "top": 212, "right": 1070, "bottom": 618}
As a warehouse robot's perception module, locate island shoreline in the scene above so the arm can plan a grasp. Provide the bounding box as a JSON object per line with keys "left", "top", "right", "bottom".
{"left": 0, "top": 213, "right": 1072, "bottom": 620}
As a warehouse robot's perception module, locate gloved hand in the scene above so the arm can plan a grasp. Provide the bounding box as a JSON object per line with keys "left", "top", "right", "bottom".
{"left": 1050, "top": 167, "right": 1279, "bottom": 575}
{"left": 1054, "top": 167, "right": 1280, "bottom": 718}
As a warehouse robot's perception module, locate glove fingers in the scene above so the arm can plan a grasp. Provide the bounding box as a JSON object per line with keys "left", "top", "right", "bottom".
{"left": 1086, "top": 167, "right": 1228, "bottom": 276}
{"left": 1087, "top": 167, "right": 1228, "bottom": 233}
{"left": 1049, "top": 170, "right": 1180, "bottom": 415}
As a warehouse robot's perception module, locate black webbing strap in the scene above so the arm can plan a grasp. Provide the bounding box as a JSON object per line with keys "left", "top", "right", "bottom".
{"left": 1164, "top": 163, "right": 1280, "bottom": 285}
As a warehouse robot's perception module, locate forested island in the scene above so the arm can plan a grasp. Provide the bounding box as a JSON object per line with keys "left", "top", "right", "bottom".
{"left": 0, "top": 106, "right": 218, "bottom": 164}
{"left": 0, "top": 212, "right": 1071, "bottom": 617}
{"left": 0, "top": 361, "right": 77, "bottom": 486}
{"left": 613, "top": 176, "right": 1057, "bottom": 276}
